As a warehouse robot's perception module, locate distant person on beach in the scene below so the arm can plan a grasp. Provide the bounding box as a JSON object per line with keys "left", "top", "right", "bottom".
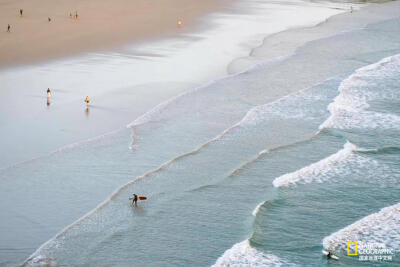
{"left": 20, "top": 9, "right": 23, "bottom": 17}
{"left": 7, "top": 24, "right": 10, "bottom": 32}
{"left": 75, "top": 11, "right": 78, "bottom": 19}
{"left": 131, "top": 194, "right": 138, "bottom": 205}
{"left": 350, "top": 6, "right": 353, "bottom": 13}
{"left": 85, "top": 96, "right": 90, "bottom": 105}
{"left": 70, "top": 12, "right": 72, "bottom": 18}
{"left": 47, "top": 88, "right": 51, "bottom": 106}
{"left": 48, "top": 17, "right": 52, "bottom": 22}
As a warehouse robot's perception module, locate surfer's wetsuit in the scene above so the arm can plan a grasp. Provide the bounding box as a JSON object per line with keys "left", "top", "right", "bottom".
{"left": 132, "top": 194, "right": 138, "bottom": 205}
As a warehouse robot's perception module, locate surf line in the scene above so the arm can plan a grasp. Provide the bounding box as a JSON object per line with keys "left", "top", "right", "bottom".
{"left": 226, "top": 133, "right": 319, "bottom": 178}
{"left": 24, "top": 117, "right": 246, "bottom": 264}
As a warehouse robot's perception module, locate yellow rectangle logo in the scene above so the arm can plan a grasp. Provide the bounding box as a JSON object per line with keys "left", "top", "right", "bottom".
{"left": 347, "top": 241, "right": 358, "bottom": 256}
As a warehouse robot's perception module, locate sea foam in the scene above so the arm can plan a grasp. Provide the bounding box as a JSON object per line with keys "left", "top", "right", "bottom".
{"left": 272, "top": 141, "right": 357, "bottom": 187}
{"left": 212, "top": 240, "right": 292, "bottom": 267}
{"left": 322, "top": 203, "right": 400, "bottom": 252}
{"left": 319, "top": 54, "right": 400, "bottom": 130}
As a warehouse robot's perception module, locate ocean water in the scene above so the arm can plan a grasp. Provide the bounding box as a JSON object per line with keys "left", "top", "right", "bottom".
{"left": 19, "top": 15, "right": 400, "bottom": 266}
{"left": 1, "top": 1, "right": 400, "bottom": 267}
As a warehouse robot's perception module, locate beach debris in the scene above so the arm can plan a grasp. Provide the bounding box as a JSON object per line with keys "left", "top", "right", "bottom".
{"left": 177, "top": 19, "right": 182, "bottom": 28}
{"left": 7, "top": 24, "right": 10, "bottom": 32}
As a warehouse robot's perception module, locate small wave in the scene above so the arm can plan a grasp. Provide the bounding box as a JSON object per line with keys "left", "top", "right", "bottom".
{"left": 26, "top": 120, "right": 244, "bottom": 264}
{"left": 319, "top": 54, "right": 400, "bottom": 130}
{"left": 24, "top": 255, "right": 57, "bottom": 267}
{"left": 322, "top": 203, "right": 400, "bottom": 252}
{"left": 272, "top": 141, "right": 357, "bottom": 187}
{"left": 358, "top": 146, "right": 400, "bottom": 155}
{"left": 252, "top": 202, "right": 265, "bottom": 217}
{"left": 212, "top": 240, "right": 292, "bottom": 267}
{"left": 227, "top": 134, "right": 317, "bottom": 178}
{"left": 125, "top": 54, "right": 271, "bottom": 130}
{"left": 0, "top": 128, "right": 122, "bottom": 173}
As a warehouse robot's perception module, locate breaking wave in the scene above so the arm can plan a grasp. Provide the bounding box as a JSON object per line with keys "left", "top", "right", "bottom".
{"left": 322, "top": 203, "right": 400, "bottom": 252}
{"left": 273, "top": 141, "right": 357, "bottom": 187}
{"left": 212, "top": 240, "right": 292, "bottom": 267}
{"left": 319, "top": 54, "right": 400, "bottom": 130}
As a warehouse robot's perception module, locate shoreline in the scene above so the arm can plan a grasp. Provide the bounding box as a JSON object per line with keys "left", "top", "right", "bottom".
{"left": 1, "top": 0, "right": 398, "bottom": 264}
{"left": 0, "top": 0, "right": 231, "bottom": 70}
{"left": 0, "top": 0, "right": 347, "bottom": 170}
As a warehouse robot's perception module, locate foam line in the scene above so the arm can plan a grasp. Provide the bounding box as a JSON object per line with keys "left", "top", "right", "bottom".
{"left": 319, "top": 54, "right": 400, "bottom": 130}
{"left": 212, "top": 240, "right": 291, "bottom": 267}
{"left": 322, "top": 203, "right": 400, "bottom": 252}
{"left": 273, "top": 141, "right": 357, "bottom": 187}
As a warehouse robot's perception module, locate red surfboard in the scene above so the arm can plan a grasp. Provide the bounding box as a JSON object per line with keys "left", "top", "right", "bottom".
{"left": 129, "top": 196, "right": 147, "bottom": 201}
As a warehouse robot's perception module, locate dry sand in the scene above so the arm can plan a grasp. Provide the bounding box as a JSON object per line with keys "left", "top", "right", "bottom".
{"left": 0, "top": 0, "right": 230, "bottom": 69}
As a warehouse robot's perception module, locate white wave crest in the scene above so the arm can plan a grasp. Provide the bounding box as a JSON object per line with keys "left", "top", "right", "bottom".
{"left": 252, "top": 202, "right": 265, "bottom": 217}
{"left": 319, "top": 54, "right": 400, "bottom": 130}
{"left": 323, "top": 203, "right": 400, "bottom": 252}
{"left": 212, "top": 240, "right": 291, "bottom": 267}
{"left": 272, "top": 141, "right": 357, "bottom": 187}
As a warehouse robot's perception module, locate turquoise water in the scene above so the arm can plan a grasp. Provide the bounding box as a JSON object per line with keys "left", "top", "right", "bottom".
{"left": 0, "top": 5, "right": 399, "bottom": 267}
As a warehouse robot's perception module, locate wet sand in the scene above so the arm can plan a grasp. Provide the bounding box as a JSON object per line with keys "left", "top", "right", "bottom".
{"left": 0, "top": 0, "right": 230, "bottom": 69}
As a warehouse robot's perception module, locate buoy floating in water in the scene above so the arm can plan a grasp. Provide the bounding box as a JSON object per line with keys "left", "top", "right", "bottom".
{"left": 177, "top": 20, "right": 182, "bottom": 28}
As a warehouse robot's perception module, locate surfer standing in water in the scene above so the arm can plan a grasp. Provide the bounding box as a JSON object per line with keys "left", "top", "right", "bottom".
{"left": 131, "top": 194, "right": 138, "bottom": 205}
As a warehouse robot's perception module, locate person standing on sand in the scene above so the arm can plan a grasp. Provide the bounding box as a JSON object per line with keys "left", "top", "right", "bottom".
{"left": 75, "top": 11, "right": 78, "bottom": 19}
{"left": 7, "top": 24, "right": 10, "bottom": 32}
{"left": 85, "top": 96, "right": 90, "bottom": 105}
{"left": 46, "top": 88, "right": 51, "bottom": 106}
{"left": 20, "top": 9, "right": 23, "bottom": 17}
{"left": 48, "top": 17, "right": 51, "bottom": 22}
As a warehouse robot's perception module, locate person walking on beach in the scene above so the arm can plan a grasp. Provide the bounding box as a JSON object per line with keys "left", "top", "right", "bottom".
{"left": 20, "top": 9, "right": 23, "bottom": 17}
{"left": 46, "top": 88, "right": 51, "bottom": 106}
{"left": 48, "top": 17, "right": 51, "bottom": 22}
{"left": 75, "top": 11, "right": 78, "bottom": 19}
{"left": 7, "top": 24, "right": 10, "bottom": 32}
{"left": 85, "top": 96, "right": 90, "bottom": 105}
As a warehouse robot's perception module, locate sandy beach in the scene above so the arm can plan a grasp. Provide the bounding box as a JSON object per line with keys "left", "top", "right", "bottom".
{"left": 0, "top": 0, "right": 229, "bottom": 69}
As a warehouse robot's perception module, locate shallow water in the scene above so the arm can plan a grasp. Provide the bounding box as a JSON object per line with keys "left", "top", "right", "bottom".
{"left": 1, "top": 0, "right": 400, "bottom": 266}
